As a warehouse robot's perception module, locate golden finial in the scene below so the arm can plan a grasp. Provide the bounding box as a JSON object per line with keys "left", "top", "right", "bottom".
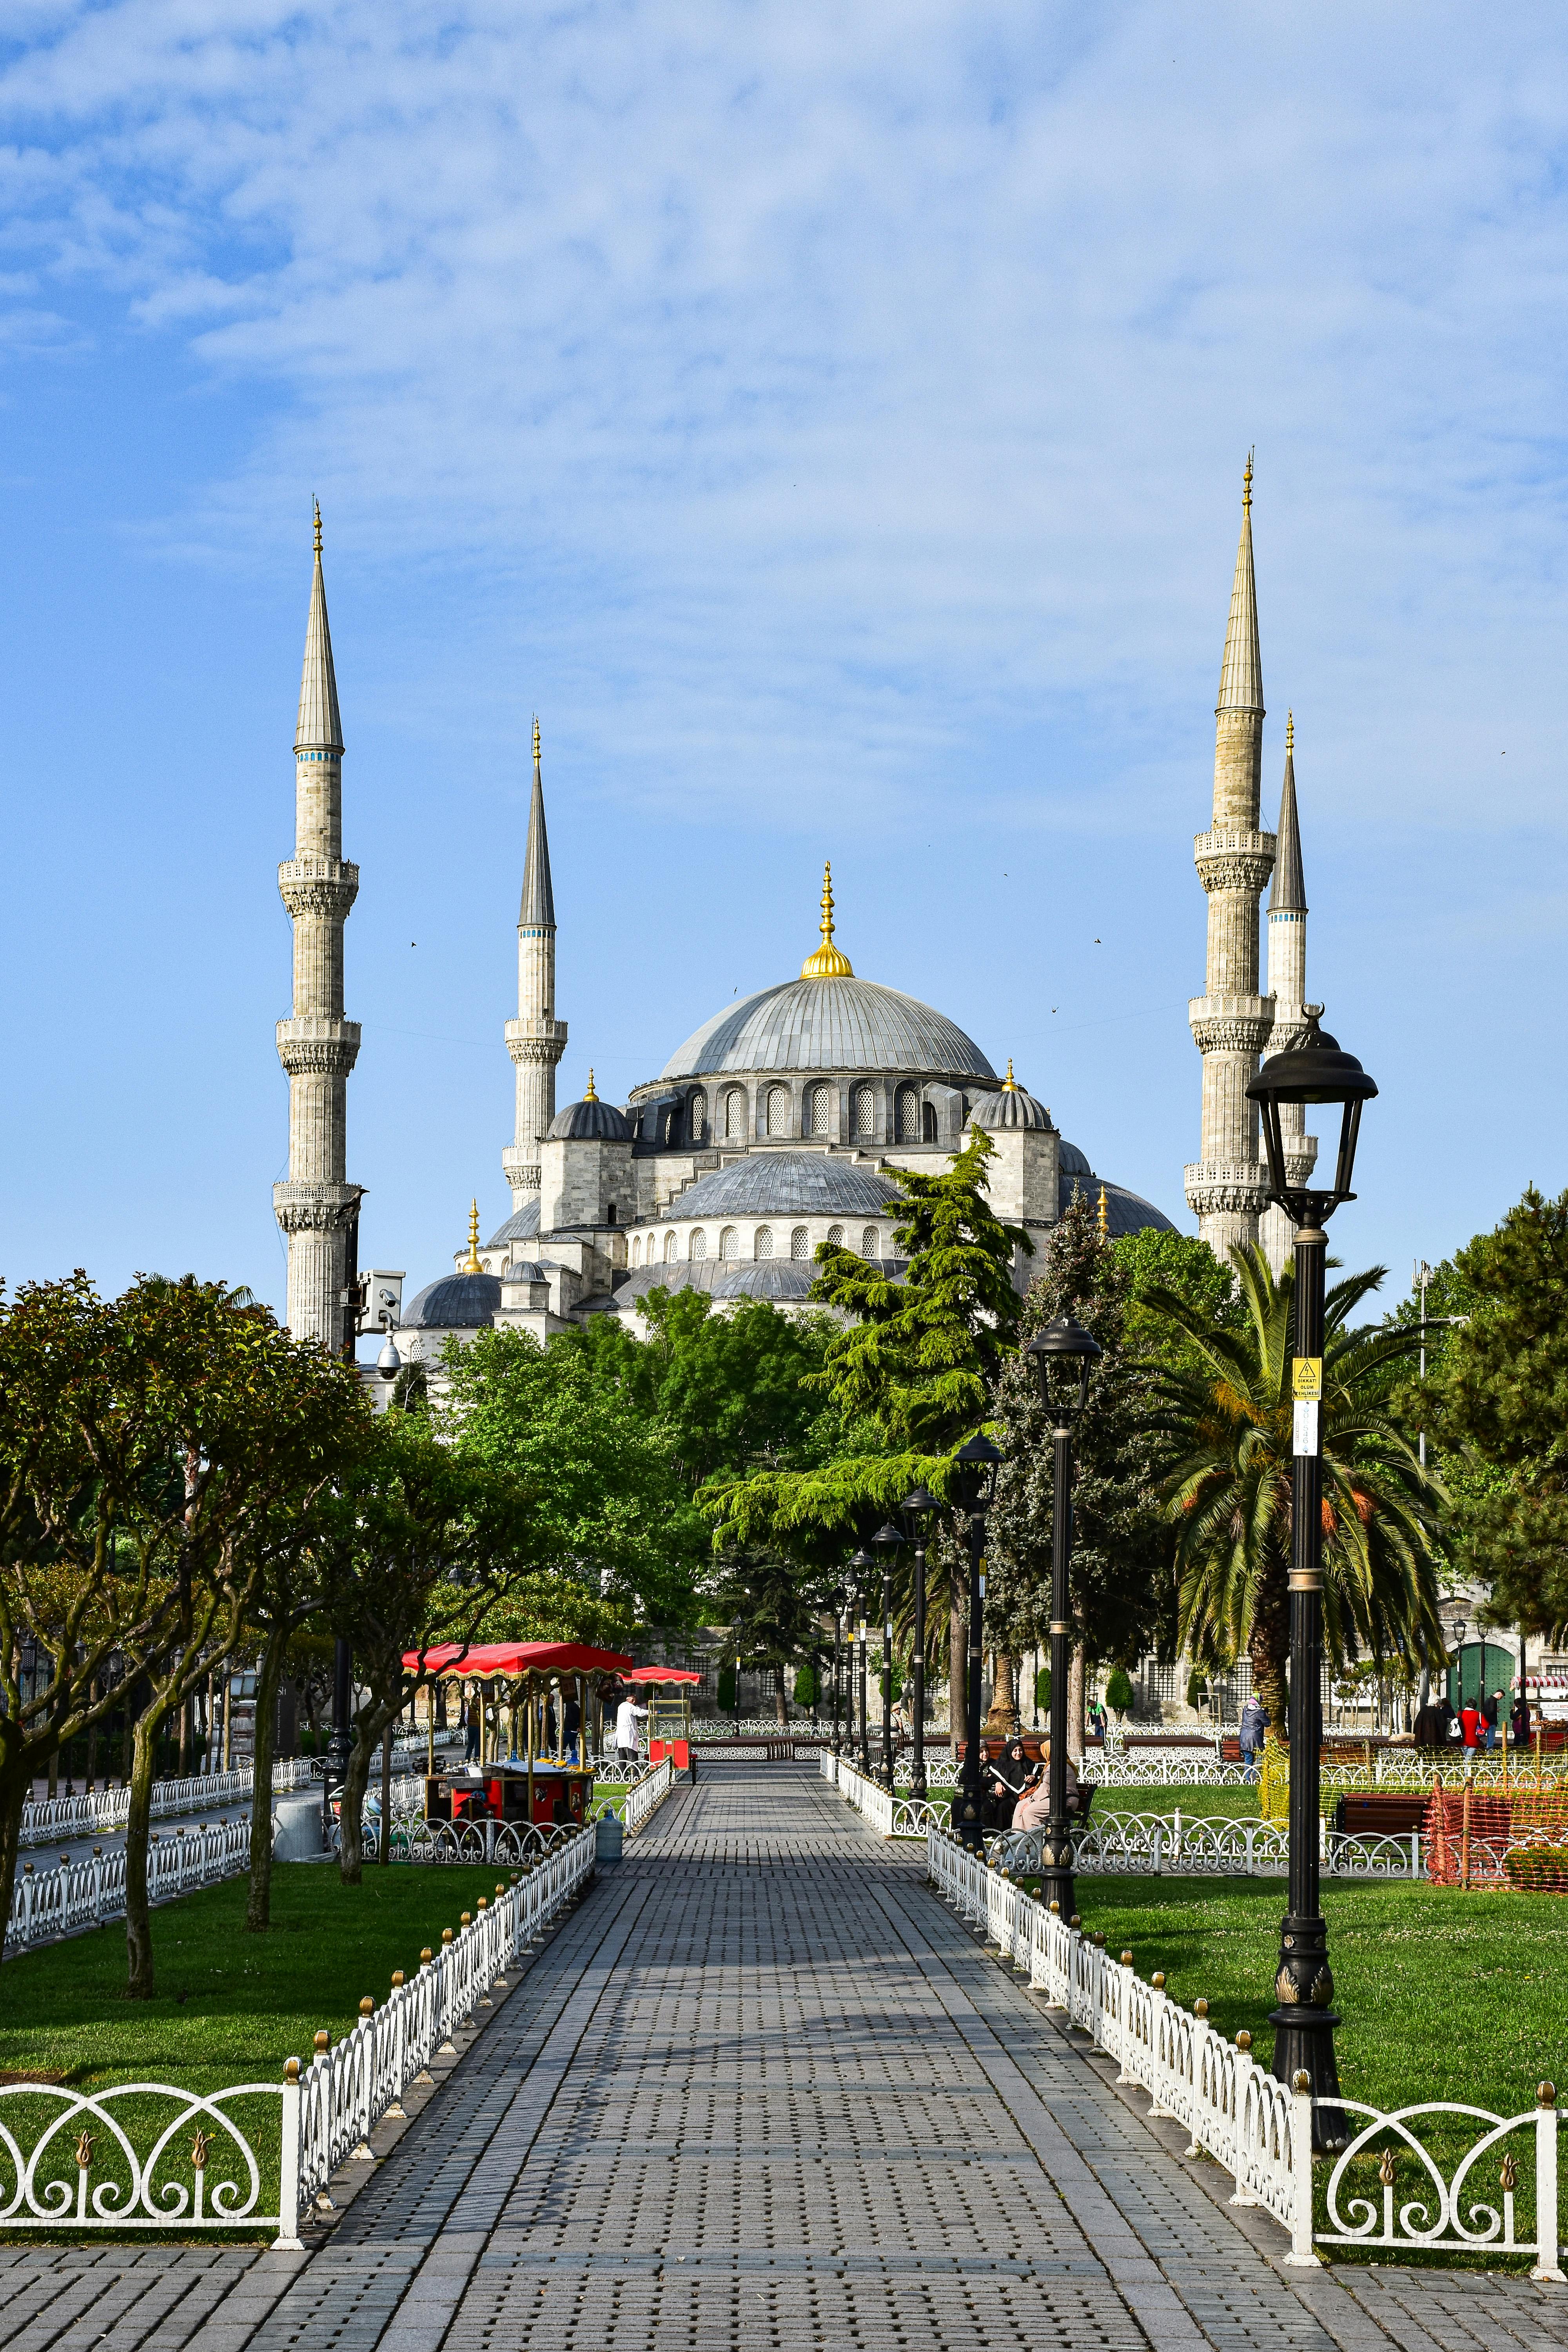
{"left": 1243, "top": 449, "right": 1253, "bottom": 515}
{"left": 532, "top": 714, "right": 541, "bottom": 769}
{"left": 1001, "top": 1058, "right": 1018, "bottom": 1093}
{"left": 584, "top": 1069, "right": 598, "bottom": 1102}
{"left": 800, "top": 861, "right": 854, "bottom": 980}
{"left": 1097, "top": 1183, "right": 1110, "bottom": 1241}
{"left": 312, "top": 497, "right": 322, "bottom": 556}
{"left": 463, "top": 1201, "right": 482, "bottom": 1274}
{"left": 1286, "top": 709, "right": 1294, "bottom": 755}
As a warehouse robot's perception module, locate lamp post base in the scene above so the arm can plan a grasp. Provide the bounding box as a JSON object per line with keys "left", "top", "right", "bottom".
{"left": 953, "top": 1783, "right": 985, "bottom": 1853}
{"left": 1269, "top": 2004, "right": 1346, "bottom": 2152}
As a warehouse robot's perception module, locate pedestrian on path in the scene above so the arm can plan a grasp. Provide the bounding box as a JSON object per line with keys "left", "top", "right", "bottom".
{"left": 1238, "top": 1695, "right": 1267, "bottom": 1781}
{"left": 614, "top": 1693, "right": 647, "bottom": 1764}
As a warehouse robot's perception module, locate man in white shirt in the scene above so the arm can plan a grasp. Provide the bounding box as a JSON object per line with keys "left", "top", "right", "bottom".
{"left": 614, "top": 1695, "right": 647, "bottom": 1764}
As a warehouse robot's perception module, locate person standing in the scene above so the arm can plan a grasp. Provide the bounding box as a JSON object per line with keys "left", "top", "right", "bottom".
{"left": 613, "top": 1691, "right": 647, "bottom": 1765}
{"left": 1238, "top": 1693, "right": 1267, "bottom": 1783}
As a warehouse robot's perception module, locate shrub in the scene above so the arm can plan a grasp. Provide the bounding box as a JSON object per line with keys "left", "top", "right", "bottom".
{"left": 793, "top": 1666, "right": 816, "bottom": 1707}
{"left": 1034, "top": 1666, "right": 1051, "bottom": 1711}
{"left": 1105, "top": 1667, "right": 1134, "bottom": 1717}
{"left": 717, "top": 1666, "right": 737, "bottom": 1713}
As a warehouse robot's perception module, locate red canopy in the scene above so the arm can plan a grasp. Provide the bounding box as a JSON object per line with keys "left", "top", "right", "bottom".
{"left": 623, "top": 1664, "right": 703, "bottom": 1685}
{"left": 405, "top": 1639, "right": 633, "bottom": 1681}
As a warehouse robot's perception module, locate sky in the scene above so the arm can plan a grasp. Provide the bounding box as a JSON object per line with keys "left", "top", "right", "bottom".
{"left": 3, "top": 1, "right": 1568, "bottom": 1332}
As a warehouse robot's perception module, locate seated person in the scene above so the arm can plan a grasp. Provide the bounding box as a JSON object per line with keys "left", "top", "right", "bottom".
{"left": 1012, "top": 1741, "right": 1082, "bottom": 1833}
{"left": 987, "top": 1735, "right": 1041, "bottom": 1830}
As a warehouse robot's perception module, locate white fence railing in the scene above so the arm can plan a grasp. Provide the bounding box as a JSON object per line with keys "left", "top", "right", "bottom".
{"left": 0, "top": 1825, "right": 597, "bottom": 2245}
{"left": 822, "top": 1753, "right": 942, "bottom": 1839}
{"left": 17, "top": 1737, "right": 458, "bottom": 1851}
{"left": 621, "top": 1757, "right": 676, "bottom": 1836}
{"left": 7, "top": 1818, "right": 254, "bottom": 1955}
{"left": 927, "top": 1826, "right": 1565, "bottom": 2278}
{"left": 996, "top": 1813, "right": 1425, "bottom": 1882}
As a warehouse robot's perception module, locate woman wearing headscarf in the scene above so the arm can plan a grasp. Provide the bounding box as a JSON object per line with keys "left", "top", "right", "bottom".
{"left": 1011, "top": 1739, "right": 1080, "bottom": 1833}
{"left": 988, "top": 1734, "right": 1040, "bottom": 1831}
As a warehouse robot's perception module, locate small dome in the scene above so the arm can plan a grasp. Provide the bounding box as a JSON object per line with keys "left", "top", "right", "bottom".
{"left": 969, "top": 1058, "right": 1053, "bottom": 1132}
{"left": 663, "top": 1152, "right": 900, "bottom": 1223}
{"left": 548, "top": 1095, "right": 632, "bottom": 1142}
{"left": 1059, "top": 1139, "right": 1092, "bottom": 1178}
{"left": 501, "top": 1261, "right": 550, "bottom": 1284}
{"left": 610, "top": 1261, "right": 820, "bottom": 1308}
{"left": 486, "top": 1198, "right": 541, "bottom": 1249}
{"left": 400, "top": 1270, "right": 501, "bottom": 1330}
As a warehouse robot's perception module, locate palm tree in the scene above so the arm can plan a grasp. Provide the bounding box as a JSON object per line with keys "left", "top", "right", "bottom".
{"left": 1144, "top": 1245, "right": 1446, "bottom": 1739}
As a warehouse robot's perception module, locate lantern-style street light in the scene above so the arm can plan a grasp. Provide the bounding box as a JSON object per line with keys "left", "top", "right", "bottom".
{"left": 948, "top": 1433, "right": 1002, "bottom": 1852}
{"left": 871, "top": 1522, "right": 903, "bottom": 1788}
{"left": 901, "top": 1486, "right": 938, "bottom": 1800}
{"left": 1248, "top": 1003, "right": 1377, "bottom": 2141}
{"left": 849, "top": 1548, "right": 874, "bottom": 1775}
{"left": 1022, "top": 1314, "right": 1102, "bottom": 1920}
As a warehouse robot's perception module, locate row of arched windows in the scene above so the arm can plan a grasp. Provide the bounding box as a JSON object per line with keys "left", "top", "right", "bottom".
{"left": 628, "top": 1225, "right": 882, "bottom": 1267}
{"left": 660, "top": 1082, "right": 946, "bottom": 1147}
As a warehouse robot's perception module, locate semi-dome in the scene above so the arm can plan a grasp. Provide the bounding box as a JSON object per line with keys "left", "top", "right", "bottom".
{"left": 664, "top": 1152, "right": 902, "bottom": 1223}
{"left": 548, "top": 1075, "right": 632, "bottom": 1142}
{"left": 660, "top": 977, "right": 995, "bottom": 1083}
{"left": 970, "top": 1060, "right": 1053, "bottom": 1132}
{"left": 401, "top": 1270, "right": 501, "bottom": 1330}
{"left": 610, "top": 1260, "right": 821, "bottom": 1309}
{"left": 485, "top": 1198, "right": 541, "bottom": 1250}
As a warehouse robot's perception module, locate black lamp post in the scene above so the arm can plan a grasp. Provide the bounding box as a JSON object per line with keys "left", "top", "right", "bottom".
{"left": 850, "top": 1548, "right": 874, "bottom": 1775}
{"left": 901, "top": 1486, "right": 938, "bottom": 1801}
{"left": 1247, "top": 1004, "right": 1377, "bottom": 2143}
{"left": 830, "top": 1585, "right": 847, "bottom": 1757}
{"left": 1022, "top": 1314, "right": 1102, "bottom": 1921}
{"left": 948, "top": 1434, "right": 1002, "bottom": 1852}
{"left": 871, "top": 1522, "right": 903, "bottom": 1788}
{"left": 324, "top": 1634, "right": 353, "bottom": 1844}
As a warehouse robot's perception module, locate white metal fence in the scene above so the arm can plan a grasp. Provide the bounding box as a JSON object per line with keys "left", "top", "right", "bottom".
{"left": 822, "top": 1753, "right": 942, "bottom": 1838}
{"left": 926, "top": 1826, "right": 1565, "bottom": 2279}
{"left": 0, "top": 1824, "right": 597, "bottom": 2245}
{"left": 7, "top": 1818, "right": 254, "bottom": 1955}
{"left": 18, "top": 1736, "right": 457, "bottom": 1850}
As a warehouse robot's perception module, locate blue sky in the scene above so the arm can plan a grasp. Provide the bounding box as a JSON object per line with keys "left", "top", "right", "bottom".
{"left": 3, "top": 1, "right": 1567, "bottom": 1327}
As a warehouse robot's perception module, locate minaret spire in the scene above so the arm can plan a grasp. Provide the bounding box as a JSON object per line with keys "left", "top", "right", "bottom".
{"left": 503, "top": 718, "right": 568, "bottom": 1209}
{"left": 1258, "top": 713, "right": 1318, "bottom": 1276}
{"left": 1184, "top": 460, "right": 1277, "bottom": 1261}
{"left": 273, "top": 503, "right": 362, "bottom": 1348}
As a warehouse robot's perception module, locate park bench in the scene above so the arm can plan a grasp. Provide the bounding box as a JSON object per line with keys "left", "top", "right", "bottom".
{"left": 1332, "top": 1792, "right": 1428, "bottom": 1837}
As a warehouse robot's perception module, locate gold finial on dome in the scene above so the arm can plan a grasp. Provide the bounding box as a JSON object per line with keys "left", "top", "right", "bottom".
{"left": 584, "top": 1068, "right": 598, "bottom": 1101}
{"left": 1096, "top": 1183, "right": 1110, "bottom": 1241}
{"left": 800, "top": 862, "right": 854, "bottom": 980}
{"left": 1286, "top": 708, "right": 1294, "bottom": 755}
{"left": 533, "top": 714, "right": 541, "bottom": 769}
{"left": 463, "top": 1200, "right": 482, "bottom": 1273}
{"left": 1243, "top": 448, "right": 1253, "bottom": 515}
{"left": 1001, "top": 1058, "right": 1018, "bottom": 1092}
{"left": 312, "top": 496, "right": 323, "bottom": 555}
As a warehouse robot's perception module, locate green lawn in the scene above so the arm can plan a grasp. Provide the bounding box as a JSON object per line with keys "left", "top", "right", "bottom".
{"left": 0, "top": 1860, "right": 513, "bottom": 2093}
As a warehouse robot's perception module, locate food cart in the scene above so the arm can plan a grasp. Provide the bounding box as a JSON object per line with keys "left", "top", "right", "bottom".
{"left": 624, "top": 1664, "right": 703, "bottom": 1769}
{"left": 406, "top": 1638, "right": 633, "bottom": 1834}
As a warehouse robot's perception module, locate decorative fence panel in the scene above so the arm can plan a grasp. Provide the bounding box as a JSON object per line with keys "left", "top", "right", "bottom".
{"left": 0, "top": 1823, "right": 597, "bottom": 2247}
{"left": 7, "top": 1819, "right": 254, "bottom": 1955}
{"left": 17, "top": 1737, "right": 454, "bottom": 1850}
{"left": 926, "top": 1826, "right": 1566, "bottom": 2279}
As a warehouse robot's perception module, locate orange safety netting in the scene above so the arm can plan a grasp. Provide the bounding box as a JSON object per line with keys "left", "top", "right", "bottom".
{"left": 1424, "top": 1778, "right": 1568, "bottom": 1891}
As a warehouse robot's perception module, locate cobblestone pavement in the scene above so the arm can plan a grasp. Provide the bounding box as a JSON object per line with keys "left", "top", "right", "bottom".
{"left": 3, "top": 1762, "right": 1567, "bottom": 2351}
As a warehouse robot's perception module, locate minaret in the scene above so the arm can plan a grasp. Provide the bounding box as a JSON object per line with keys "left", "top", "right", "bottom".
{"left": 273, "top": 502, "right": 363, "bottom": 1349}
{"left": 1184, "top": 458, "right": 1276, "bottom": 1260}
{"left": 1258, "top": 713, "right": 1318, "bottom": 1276}
{"left": 502, "top": 719, "right": 568, "bottom": 1207}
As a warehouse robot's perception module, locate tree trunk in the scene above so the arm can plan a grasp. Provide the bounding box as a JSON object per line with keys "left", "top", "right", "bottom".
{"left": 245, "top": 1621, "right": 287, "bottom": 1932}
{"left": 0, "top": 1754, "right": 30, "bottom": 1960}
{"left": 123, "top": 1705, "right": 163, "bottom": 1999}
{"left": 378, "top": 1724, "right": 394, "bottom": 1866}
{"left": 984, "top": 1653, "right": 1019, "bottom": 1735}
{"left": 775, "top": 1664, "right": 788, "bottom": 1728}
{"left": 1249, "top": 1550, "right": 1291, "bottom": 1749}
{"left": 1067, "top": 1644, "right": 1086, "bottom": 1766}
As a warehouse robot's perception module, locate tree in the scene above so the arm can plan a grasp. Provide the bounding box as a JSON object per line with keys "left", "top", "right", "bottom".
{"left": 1418, "top": 1187, "right": 1568, "bottom": 1632}
{"left": 1104, "top": 1666, "right": 1134, "bottom": 1718}
{"left": 712, "top": 1549, "right": 827, "bottom": 1727}
{"left": 985, "top": 1196, "right": 1171, "bottom": 1736}
{"left": 1146, "top": 1244, "right": 1446, "bottom": 1737}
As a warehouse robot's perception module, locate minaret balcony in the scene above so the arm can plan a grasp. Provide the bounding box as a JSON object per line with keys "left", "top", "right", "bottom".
{"left": 278, "top": 856, "right": 359, "bottom": 920}
{"left": 1193, "top": 829, "right": 1274, "bottom": 898}
{"left": 1187, "top": 995, "right": 1275, "bottom": 1057}
{"left": 505, "top": 1016, "right": 568, "bottom": 1064}
{"left": 1183, "top": 1162, "right": 1270, "bottom": 1219}
{"left": 276, "top": 1016, "right": 361, "bottom": 1077}
{"left": 272, "top": 1179, "right": 363, "bottom": 1234}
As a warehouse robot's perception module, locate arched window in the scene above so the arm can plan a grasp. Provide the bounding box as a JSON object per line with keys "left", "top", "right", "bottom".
{"left": 723, "top": 1087, "right": 746, "bottom": 1140}
{"left": 719, "top": 1226, "right": 738, "bottom": 1261}
{"left": 790, "top": 1226, "right": 809, "bottom": 1260}
{"left": 606, "top": 1200, "right": 617, "bottom": 1224}
{"left": 854, "top": 1084, "right": 875, "bottom": 1141}
{"left": 827, "top": 1224, "right": 844, "bottom": 1247}
{"left": 664, "top": 1231, "right": 677, "bottom": 1263}
{"left": 688, "top": 1090, "right": 707, "bottom": 1142}
{"left": 895, "top": 1084, "right": 919, "bottom": 1142}
{"left": 689, "top": 1229, "right": 707, "bottom": 1261}
{"left": 754, "top": 1227, "right": 773, "bottom": 1260}
{"left": 808, "top": 1083, "right": 831, "bottom": 1137}
{"left": 766, "top": 1084, "right": 790, "bottom": 1137}
{"left": 922, "top": 1102, "right": 938, "bottom": 1143}
{"left": 862, "top": 1226, "right": 878, "bottom": 1258}
{"left": 630, "top": 1236, "right": 641, "bottom": 1265}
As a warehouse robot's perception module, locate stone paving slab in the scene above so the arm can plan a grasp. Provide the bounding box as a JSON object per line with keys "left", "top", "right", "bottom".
{"left": 2, "top": 1762, "right": 1567, "bottom": 2350}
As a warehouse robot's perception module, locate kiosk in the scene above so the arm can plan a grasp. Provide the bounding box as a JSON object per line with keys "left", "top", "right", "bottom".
{"left": 406, "top": 1638, "right": 633, "bottom": 1833}
{"left": 624, "top": 1664, "right": 703, "bottom": 1771}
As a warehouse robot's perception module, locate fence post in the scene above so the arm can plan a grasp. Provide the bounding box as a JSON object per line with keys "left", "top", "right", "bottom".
{"left": 1533, "top": 2085, "right": 1564, "bottom": 2283}
{"left": 274, "top": 2060, "right": 304, "bottom": 2250}
{"left": 1284, "top": 2075, "right": 1320, "bottom": 2265}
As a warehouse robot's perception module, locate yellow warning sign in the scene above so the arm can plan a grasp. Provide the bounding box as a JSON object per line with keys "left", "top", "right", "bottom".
{"left": 1292, "top": 1357, "right": 1323, "bottom": 1401}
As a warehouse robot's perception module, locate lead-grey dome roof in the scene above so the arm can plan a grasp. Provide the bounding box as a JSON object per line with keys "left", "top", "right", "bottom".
{"left": 611, "top": 1261, "right": 822, "bottom": 1307}
{"left": 659, "top": 976, "right": 995, "bottom": 1083}
{"left": 971, "top": 1081, "right": 1053, "bottom": 1132}
{"left": 401, "top": 1270, "right": 501, "bottom": 1330}
{"left": 485, "top": 1198, "right": 541, "bottom": 1249}
{"left": 548, "top": 1096, "right": 632, "bottom": 1141}
{"left": 663, "top": 1152, "right": 902, "bottom": 1222}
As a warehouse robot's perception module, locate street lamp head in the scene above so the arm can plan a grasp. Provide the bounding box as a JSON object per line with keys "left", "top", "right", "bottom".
{"left": 830, "top": 1585, "right": 847, "bottom": 1612}
{"left": 1247, "top": 1004, "right": 1378, "bottom": 1225}
{"left": 871, "top": 1522, "right": 905, "bottom": 1557}
{"left": 900, "top": 1485, "right": 938, "bottom": 1541}
{"left": 1024, "top": 1316, "right": 1102, "bottom": 1420}
{"left": 949, "top": 1431, "right": 1002, "bottom": 1514}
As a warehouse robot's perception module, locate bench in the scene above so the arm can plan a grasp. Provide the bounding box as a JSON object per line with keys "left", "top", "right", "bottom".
{"left": 1333, "top": 1793, "right": 1428, "bottom": 1838}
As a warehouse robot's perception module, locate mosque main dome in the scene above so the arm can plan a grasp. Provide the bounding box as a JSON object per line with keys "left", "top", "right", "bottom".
{"left": 659, "top": 974, "right": 995, "bottom": 1085}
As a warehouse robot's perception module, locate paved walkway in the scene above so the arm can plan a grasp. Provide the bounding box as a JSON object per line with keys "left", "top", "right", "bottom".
{"left": 2, "top": 1763, "right": 1565, "bottom": 2351}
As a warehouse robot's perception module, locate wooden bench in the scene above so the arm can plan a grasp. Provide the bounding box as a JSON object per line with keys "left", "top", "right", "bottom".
{"left": 1332, "top": 1792, "right": 1427, "bottom": 1838}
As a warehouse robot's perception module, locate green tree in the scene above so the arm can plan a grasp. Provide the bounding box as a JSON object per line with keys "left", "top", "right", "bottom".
{"left": 1421, "top": 1186, "right": 1568, "bottom": 1631}
{"left": 1104, "top": 1666, "right": 1134, "bottom": 1718}
{"left": 1146, "top": 1244, "right": 1446, "bottom": 1737}
{"left": 985, "top": 1196, "right": 1170, "bottom": 1713}
{"left": 713, "top": 1548, "right": 827, "bottom": 1727}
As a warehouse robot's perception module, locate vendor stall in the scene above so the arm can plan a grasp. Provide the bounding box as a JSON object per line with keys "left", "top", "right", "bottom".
{"left": 406, "top": 1638, "right": 633, "bottom": 1832}
{"left": 624, "top": 1664, "right": 703, "bottom": 1769}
